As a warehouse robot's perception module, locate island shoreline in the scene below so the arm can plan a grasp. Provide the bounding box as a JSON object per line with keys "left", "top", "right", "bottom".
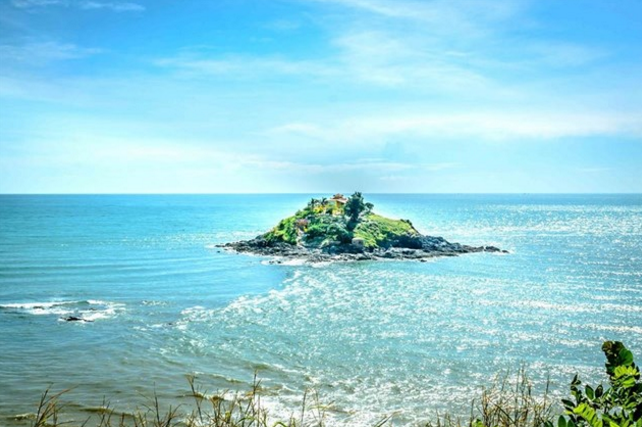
{"left": 218, "top": 192, "right": 507, "bottom": 263}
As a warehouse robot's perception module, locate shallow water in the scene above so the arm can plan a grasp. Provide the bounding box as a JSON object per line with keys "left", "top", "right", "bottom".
{"left": 1, "top": 194, "right": 641, "bottom": 425}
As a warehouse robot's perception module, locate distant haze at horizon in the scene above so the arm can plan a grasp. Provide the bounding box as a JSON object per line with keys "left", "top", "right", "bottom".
{"left": 1, "top": 0, "right": 641, "bottom": 193}
{"left": 2, "top": 192, "right": 642, "bottom": 196}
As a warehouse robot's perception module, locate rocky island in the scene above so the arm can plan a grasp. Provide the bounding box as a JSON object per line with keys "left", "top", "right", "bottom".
{"left": 220, "top": 192, "right": 506, "bottom": 263}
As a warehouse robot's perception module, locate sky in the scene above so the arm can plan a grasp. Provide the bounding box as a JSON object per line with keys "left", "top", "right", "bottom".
{"left": 1, "top": 0, "right": 641, "bottom": 193}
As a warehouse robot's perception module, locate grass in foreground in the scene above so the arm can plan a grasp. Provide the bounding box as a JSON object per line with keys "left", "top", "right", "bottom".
{"left": 22, "top": 341, "right": 642, "bottom": 427}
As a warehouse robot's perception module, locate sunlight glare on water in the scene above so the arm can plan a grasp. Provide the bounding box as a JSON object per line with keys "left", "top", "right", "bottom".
{"left": 1, "top": 194, "right": 641, "bottom": 426}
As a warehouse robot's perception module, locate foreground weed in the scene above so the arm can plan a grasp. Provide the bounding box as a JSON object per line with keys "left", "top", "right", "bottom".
{"left": 425, "top": 368, "right": 554, "bottom": 427}
{"left": 25, "top": 341, "right": 641, "bottom": 427}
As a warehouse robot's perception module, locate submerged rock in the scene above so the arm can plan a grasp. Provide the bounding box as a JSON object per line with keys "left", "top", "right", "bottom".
{"left": 63, "top": 316, "right": 93, "bottom": 322}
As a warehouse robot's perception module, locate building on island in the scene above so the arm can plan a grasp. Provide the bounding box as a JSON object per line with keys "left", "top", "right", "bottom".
{"left": 330, "top": 194, "right": 348, "bottom": 207}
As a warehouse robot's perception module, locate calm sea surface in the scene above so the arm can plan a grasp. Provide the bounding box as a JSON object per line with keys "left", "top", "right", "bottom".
{"left": 1, "top": 194, "right": 641, "bottom": 425}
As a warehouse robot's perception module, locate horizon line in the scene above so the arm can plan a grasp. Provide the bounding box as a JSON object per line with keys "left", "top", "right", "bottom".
{"left": 1, "top": 192, "right": 641, "bottom": 196}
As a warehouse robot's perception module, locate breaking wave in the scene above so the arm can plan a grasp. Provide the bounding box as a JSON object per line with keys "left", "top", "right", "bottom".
{"left": 0, "top": 299, "right": 125, "bottom": 321}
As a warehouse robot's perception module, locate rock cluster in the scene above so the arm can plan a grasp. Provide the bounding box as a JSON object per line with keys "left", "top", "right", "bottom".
{"left": 219, "top": 234, "right": 506, "bottom": 264}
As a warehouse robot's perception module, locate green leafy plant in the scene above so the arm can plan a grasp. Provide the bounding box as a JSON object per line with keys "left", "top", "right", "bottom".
{"left": 353, "top": 213, "right": 419, "bottom": 248}
{"left": 305, "top": 215, "right": 352, "bottom": 244}
{"left": 264, "top": 216, "right": 299, "bottom": 244}
{"left": 558, "top": 341, "right": 642, "bottom": 427}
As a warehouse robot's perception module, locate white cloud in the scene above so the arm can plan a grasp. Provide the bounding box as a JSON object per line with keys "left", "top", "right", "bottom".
{"left": 154, "top": 31, "right": 490, "bottom": 92}
{"left": 424, "top": 162, "right": 460, "bottom": 171}
{"left": 528, "top": 42, "right": 607, "bottom": 68}
{"left": 155, "top": 55, "right": 337, "bottom": 80}
{"left": 268, "top": 111, "right": 642, "bottom": 142}
{"left": 79, "top": 1, "right": 144, "bottom": 12}
{"left": 265, "top": 123, "right": 326, "bottom": 138}
{"left": 13, "top": 134, "right": 247, "bottom": 169}
{"left": 12, "top": 0, "right": 66, "bottom": 7}
{"left": 237, "top": 158, "right": 461, "bottom": 179}
{"left": 151, "top": 0, "right": 605, "bottom": 100}
{"left": 332, "top": 30, "right": 492, "bottom": 88}
{"left": 0, "top": 41, "right": 101, "bottom": 63}
{"left": 577, "top": 167, "right": 612, "bottom": 174}
{"left": 264, "top": 19, "right": 301, "bottom": 32}
{"left": 153, "top": 4, "right": 600, "bottom": 99}
{"left": 12, "top": 0, "right": 145, "bottom": 11}
{"left": 308, "top": 0, "right": 524, "bottom": 37}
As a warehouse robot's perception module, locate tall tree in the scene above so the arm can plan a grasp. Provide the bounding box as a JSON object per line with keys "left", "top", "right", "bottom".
{"left": 345, "top": 192, "right": 367, "bottom": 230}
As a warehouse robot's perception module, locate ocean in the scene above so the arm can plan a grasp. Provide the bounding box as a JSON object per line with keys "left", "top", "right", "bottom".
{"left": 1, "top": 194, "right": 641, "bottom": 426}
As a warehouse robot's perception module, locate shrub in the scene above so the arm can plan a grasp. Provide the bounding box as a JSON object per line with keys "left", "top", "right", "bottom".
{"left": 353, "top": 214, "right": 419, "bottom": 248}
{"left": 558, "top": 341, "right": 642, "bottom": 427}
{"left": 264, "top": 216, "right": 299, "bottom": 244}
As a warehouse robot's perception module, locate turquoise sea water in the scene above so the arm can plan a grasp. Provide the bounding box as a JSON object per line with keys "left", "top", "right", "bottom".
{"left": 1, "top": 194, "right": 641, "bottom": 426}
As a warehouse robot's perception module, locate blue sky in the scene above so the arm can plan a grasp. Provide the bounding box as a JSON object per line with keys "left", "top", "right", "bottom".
{"left": 1, "top": 0, "right": 641, "bottom": 193}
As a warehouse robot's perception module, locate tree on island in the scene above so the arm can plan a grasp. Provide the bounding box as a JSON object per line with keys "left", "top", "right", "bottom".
{"left": 345, "top": 192, "right": 374, "bottom": 230}
{"left": 320, "top": 197, "right": 328, "bottom": 213}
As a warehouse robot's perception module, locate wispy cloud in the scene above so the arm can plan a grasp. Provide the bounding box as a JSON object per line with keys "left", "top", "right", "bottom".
{"left": 153, "top": 0, "right": 601, "bottom": 97}
{"left": 308, "top": 0, "right": 524, "bottom": 37}
{"left": 79, "top": 2, "right": 144, "bottom": 12}
{"left": 332, "top": 30, "right": 491, "bottom": 88}
{"left": 12, "top": 0, "right": 64, "bottom": 7}
{"left": 577, "top": 167, "right": 612, "bottom": 174}
{"left": 423, "top": 162, "right": 460, "bottom": 172}
{"left": 154, "top": 31, "right": 490, "bottom": 92}
{"left": 12, "top": 0, "right": 145, "bottom": 12}
{"left": 267, "top": 112, "right": 642, "bottom": 142}
{"left": 154, "top": 55, "right": 338, "bottom": 80}
{"left": 527, "top": 42, "right": 607, "bottom": 68}
{"left": 0, "top": 41, "right": 101, "bottom": 63}
{"left": 264, "top": 19, "right": 301, "bottom": 32}
{"left": 243, "top": 159, "right": 416, "bottom": 174}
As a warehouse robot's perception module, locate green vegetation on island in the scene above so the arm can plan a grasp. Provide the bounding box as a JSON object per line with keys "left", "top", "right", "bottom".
{"left": 222, "top": 192, "right": 505, "bottom": 262}
{"left": 263, "top": 192, "right": 418, "bottom": 249}
{"left": 26, "top": 341, "right": 642, "bottom": 427}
